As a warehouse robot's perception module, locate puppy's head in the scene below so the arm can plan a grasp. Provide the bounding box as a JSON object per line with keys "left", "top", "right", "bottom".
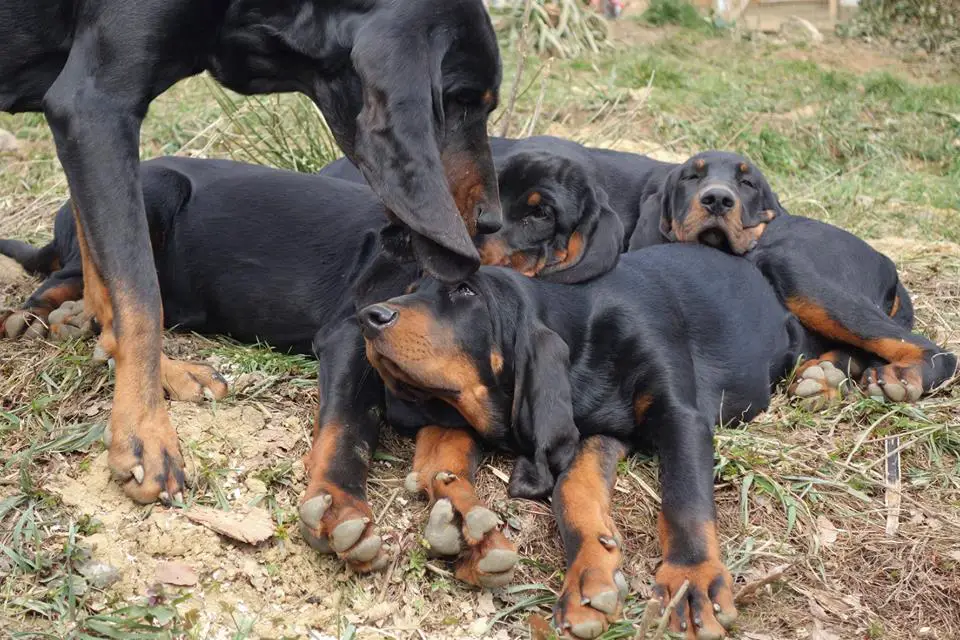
{"left": 656, "top": 151, "right": 782, "bottom": 255}
{"left": 358, "top": 270, "right": 578, "bottom": 499}
{"left": 359, "top": 275, "right": 504, "bottom": 436}
{"left": 475, "top": 150, "right": 623, "bottom": 284}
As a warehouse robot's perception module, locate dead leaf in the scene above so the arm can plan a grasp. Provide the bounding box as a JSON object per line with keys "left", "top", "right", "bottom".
{"left": 816, "top": 515, "right": 839, "bottom": 547}
{"left": 155, "top": 561, "right": 197, "bottom": 586}
{"left": 363, "top": 601, "right": 397, "bottom": 624}
{"left": 809, "top": 619, "right": 842, "bottom": 640}
{"left": 0, "top": 129, "right": 20, "bottom": 154}
{"left": 183, "top": 505, "right": 275, "bottom": 544}
{"left": 477, "top": 591, "right": 496, "bottom": 616}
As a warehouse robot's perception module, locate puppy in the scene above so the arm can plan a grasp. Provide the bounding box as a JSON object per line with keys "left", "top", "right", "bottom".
{"left": 359, "top": 244, "right": 829, "bottom": 639}
{"left": 629, "top": 151, "right": 956, "bottom": 406}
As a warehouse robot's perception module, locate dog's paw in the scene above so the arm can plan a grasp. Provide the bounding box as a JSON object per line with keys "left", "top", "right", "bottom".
{"left": 789, "top": 360, "right": 848, "bottom": 411}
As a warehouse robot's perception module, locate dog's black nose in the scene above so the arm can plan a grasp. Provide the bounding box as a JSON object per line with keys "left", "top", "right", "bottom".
{"left": 360, "top": 304, "right": 398, "bottom": 334}
{"left": 700, "top": 187, "right": 737, "bottom": 216}
{"left": 476, "top": 204, "right": 502, "bottom": 235}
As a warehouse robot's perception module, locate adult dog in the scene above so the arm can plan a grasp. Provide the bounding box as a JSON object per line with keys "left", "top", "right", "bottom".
{"left": 0, "top": 0, "right": 502, "bottom": 505}
{"left": 475, "top": 147, "right": 957, "bottom": 405}
{"left": 358, "top": 245, "right": 832, "bottom": 639}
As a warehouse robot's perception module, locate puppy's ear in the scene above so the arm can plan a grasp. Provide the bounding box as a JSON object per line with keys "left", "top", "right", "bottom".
{"left": 747, "top": 176, "right": 787, "bottom": 227}
{"left": 539, "top": 186, "right": 624, "bottom": 284}
{"left": 656, "top": 168, "right": 681, "bottom": 242}
{"left": 506, "top": 322, "right": 579, "bottom": 500}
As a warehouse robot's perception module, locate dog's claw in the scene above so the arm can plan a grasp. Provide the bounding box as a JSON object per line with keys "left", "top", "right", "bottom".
{"left": 131, "top": 465, "right": 145, "bottom": 484}
{"left": 102, "top": 425, "right": 112, "bottom": 447}
{"left": 435, "top": 471, "right": 456, "bottom": 484}
{"left": 598, "top": 534, "right": 618, "bottom": 550}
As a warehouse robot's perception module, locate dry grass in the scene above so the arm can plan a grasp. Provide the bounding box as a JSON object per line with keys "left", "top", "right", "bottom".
{"left": 2, "top": 17, "right": 960, "bottom": 640}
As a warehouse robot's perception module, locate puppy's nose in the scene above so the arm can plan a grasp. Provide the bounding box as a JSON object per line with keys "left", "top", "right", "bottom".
{"left": 359, "top": 304, "right": 398, "bottom": 335}
{"left": 700, "top": 187, "right": 738, "bottom": 217}
{"left": 476, "top": 203, "right": 502, "bottom": 235}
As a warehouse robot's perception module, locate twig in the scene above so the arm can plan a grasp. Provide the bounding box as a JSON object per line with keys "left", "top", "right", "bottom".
{"left": 376, "top": 487, "right": 401, "bottom": 525}
{"left": 720, "top": 113, "right": 760, "bottom": 149}
{"left": 734, "top": 563, "right": 791, "bottom": 604}
{"left": 627, "top": 469, "right": 662, "bottom": 504}
{"left": 651, "top": 579, "right": 688, "bottom": 639}
{"left": 635, "top": 598, "right": 661, "bottom": 638}
{"left": 425, "top": 563, "right": 454, "bottom": 578}
{"left": 884, "top": 435, "right": 902, "bottom": 537}
{"left": 522, "top": 58, "right": 553, "bottom": 137}
{"left": 500, "top": 0, "right": 535, "bottom": 138}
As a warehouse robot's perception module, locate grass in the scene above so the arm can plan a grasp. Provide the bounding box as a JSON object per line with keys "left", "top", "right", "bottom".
{"left": 1, "top": 12, "right": 960, "bottom": 640}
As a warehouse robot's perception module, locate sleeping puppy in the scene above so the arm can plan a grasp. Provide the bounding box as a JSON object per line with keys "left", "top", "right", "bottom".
{"left": 627, "top": 151, "right": 956, "bottom": 406}
{"left": 359, "top": 244, "right": 828, "bottom": 639}
{"left": 321, "top": 135, "right": 674, "bottom": 282}
{"left": 1, "top": 157, "right": 389, "bottom": 353}
{"left": 476, "top": 147, "right": 957, "bottom": 405}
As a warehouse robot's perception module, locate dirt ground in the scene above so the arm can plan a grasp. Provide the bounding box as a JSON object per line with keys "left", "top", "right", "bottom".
{"left": 2, "top": 11, "right": 960, "bottom": 640}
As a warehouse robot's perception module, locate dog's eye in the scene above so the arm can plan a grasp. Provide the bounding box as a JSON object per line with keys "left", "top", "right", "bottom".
{"left": 528, "top": 206, "right": 551, "bottom": 221}
{"left": 740, "top": 178, "right": 757, "bottom": 189}
{"left": 680, "top": 173, "right": 699, "bottom": 182}
{"left": 451, "top": 283, "right": 476, "bottom": 298}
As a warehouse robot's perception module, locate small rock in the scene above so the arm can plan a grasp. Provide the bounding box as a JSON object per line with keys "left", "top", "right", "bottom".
{"left": 855, "top": 195, "right": 875, "bottom": 208}
{"left": 468, "top": 617, "right": 490, "bottom": 636}
{"left": 155, "top": 561, "right": 198, "bottom": 586}
{"left": 781, "top": 16, "right": 824, "bottom": 44}
{"left": 0, "top": 129, "right": 20, "bottom": 153}
{"left": 245, "top": 477, "right": 268, "bottom": 496}
{"left": 78, "top": 560, "right": 121, "bottom": 589}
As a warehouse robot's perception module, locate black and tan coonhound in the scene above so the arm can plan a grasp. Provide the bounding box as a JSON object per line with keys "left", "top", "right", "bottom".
{"left": 473, "top": 146, "right": 957, "bottom": 406}
{"left": 0, "top": 0, "right": 502, "bottom": 505}
{"left": 2, "top": 156, "right": 521, "bottom": 584}
{"left": 358, "top": 245, "right": 834, "bottom": 639}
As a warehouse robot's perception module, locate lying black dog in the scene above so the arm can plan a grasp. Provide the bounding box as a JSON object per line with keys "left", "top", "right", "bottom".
{"left": 1, "top": 156, "right": 520, "bottom": 584}
{"left": 473, "top": 147, "right": 957, "bottom": 405}
{"left": 358, "top": 245, "right": 831, "bottom": 639}
{"left": 322, "top": 135, "right": 674, "bottom": 281}
{"left": 0, "top": 0, "right": 502, "bottom": 505}
{"left": 2, "top": 158, "right": 388, "bottom": 353}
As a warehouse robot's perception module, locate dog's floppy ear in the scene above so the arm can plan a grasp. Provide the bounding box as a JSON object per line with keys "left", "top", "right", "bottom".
{"left": 507, "top": 322, "right": 579, "bottom": 500}
{"left": 538, "top": 186, "right": 624, "bottom": 284}
{"left": 747, "top": 174, "right": 788, "bottom": 227}
{"left": 655, "top": 167, "right": 681, "bottom": 243}
{"left": 349, "top": 24, "right": 480, "bottom": 282}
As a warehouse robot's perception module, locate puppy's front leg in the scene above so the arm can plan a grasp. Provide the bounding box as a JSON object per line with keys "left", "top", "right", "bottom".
{"left": 552, "top": 435, "right": 629, "bottom": 639}
{"left": 300, "top": 320, "right": 389, "bottom": 572}
{"left": 405, "top": 426, "right": 518, "bottom": 588}
{"left": 655, "top": 407, "right": 737, "bottom": 640}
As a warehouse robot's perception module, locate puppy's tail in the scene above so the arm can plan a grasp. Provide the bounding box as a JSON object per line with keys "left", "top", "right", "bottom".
{"left": 0, "top": 238, "right": 59, "bottom": 276}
